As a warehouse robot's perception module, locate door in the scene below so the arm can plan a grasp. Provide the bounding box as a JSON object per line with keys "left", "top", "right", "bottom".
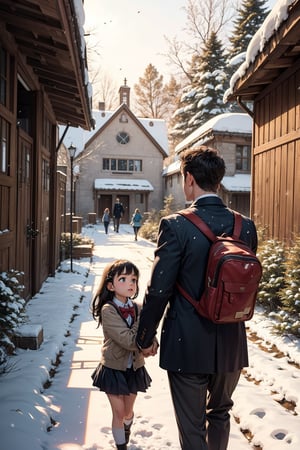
{"left": 16, "top": 130, "right": 36, "bottom": 298}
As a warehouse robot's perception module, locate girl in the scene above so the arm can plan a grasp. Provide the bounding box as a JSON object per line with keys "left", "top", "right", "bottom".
{"left": 102, "top": 207, "right": 111, "bottom": 234}
{"left": 91, "top": 259, "right": 155, "bottom": 450}
{"left": 131, "top": 208, "right": 143, "bottom": 241}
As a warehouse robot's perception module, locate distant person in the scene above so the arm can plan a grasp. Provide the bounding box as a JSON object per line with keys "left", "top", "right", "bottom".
{"left": 102, "top": 208, "right": 111, "bottom": 234}
{"left": 113, "top": 198, "right": 124, "bottom": 232}
{"left": 91, "top": 259, "right": 157, "bottom": 450}
{"left": 136, "top": 146, "right": 258, "bottom": 450}
{"left": 131, "top": 208, "right": 143, "bottom": 241}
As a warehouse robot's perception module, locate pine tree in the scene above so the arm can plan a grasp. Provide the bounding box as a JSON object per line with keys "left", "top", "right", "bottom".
{"left": 228, "top": 0, "right": 270, "bottom": 60}
{"left": 0, "top": 270, "right": 26, "bottom": 366}
{"left": 171, "top": 55, "right": 200, "bottom": 142}
{"left": 133, "top": 64, "right": 168, "bottom": 118}
{"left": 171, "top": 32, "right": 228, "bottom": 141}
{"left": 163, "top": 75, "right": 183, "bottom": 152}
{"left": 224, "top": 0, "right": 270, "bottom": 110}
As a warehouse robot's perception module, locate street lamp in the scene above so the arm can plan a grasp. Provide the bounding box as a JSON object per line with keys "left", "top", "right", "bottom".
{"left": 68, "top": 143, "right": 76, "bottom": 272}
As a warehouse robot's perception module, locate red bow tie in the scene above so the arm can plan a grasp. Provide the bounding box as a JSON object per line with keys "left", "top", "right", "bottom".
{"left": 118, "top": 305, "right": 135, "bottom": 320}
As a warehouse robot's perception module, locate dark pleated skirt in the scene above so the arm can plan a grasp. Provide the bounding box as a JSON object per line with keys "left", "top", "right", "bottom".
{"left": 91, "top": 363, "right": 152, "bottom": 395}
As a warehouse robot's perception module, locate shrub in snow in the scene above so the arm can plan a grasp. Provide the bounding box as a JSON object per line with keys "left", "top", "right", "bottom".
{"left": 256, "top": 237, "right": 286, "bottom": 312}
{"left": 0, "top": 270, "right": 26, "bottom": 370}
{"left": 140, "top": 195, "right": 176, "bottom": 243}
{"left": 257, "top": 232, "right": 300, "bottom": 337}
{"left": 276, "top": 236, "right": 300, "bottom": 337}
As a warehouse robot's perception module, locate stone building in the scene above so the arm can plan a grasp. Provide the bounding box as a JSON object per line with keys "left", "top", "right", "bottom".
{"left": 163, "top": 113, "right": 252, "bottom": 216}
{"left": 61, "top": 81, "right": 169, "bottom": 223}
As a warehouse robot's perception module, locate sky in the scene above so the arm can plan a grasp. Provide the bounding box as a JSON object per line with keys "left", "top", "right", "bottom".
{"left": 83, "top": 0, "right": 279, "bottom": 97}
{"left": 0, "top": 223, "right": 299, "bottom": 450}
{"left": 84, "top": 0, "right": 187, "bottom": 90}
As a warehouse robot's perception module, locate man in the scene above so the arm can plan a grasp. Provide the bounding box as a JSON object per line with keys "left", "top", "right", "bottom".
{"left": 136, "top": 146, "right": 258, "bottom": 450}
{"left": 113, "top": 198, "right": 124, "bottom": 232}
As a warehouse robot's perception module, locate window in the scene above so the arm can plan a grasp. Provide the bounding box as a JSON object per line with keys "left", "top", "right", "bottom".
{"left": 0, "top": 47, "right": 7, "bottom": 106}
{"left": 134, "top": 160, "right": 142, "bottom": 171}
{"left": 18, "top": 140, "right": 31, "bottom": 184}
{"left": 103, "top": 158, "right": 110, "bottom": 170}
{"left": 236, "top": 145, "right": 251, "bottom": 172}
{"left": 116, "top": 131, "right": 130, "bottom": 144}
{"left": 118, "top": 159, "right": 127, "bottom": 171}
{"left": 119, "top": 113, "right": 128, "bottom": 123}
{"left": 0, "top": 117, "right": 10, "bottom": 174}
{"left": 42, "top": 159, "right": 50, "bottom": 191}
{"left": 17, "top": 79, "right": 33, "bottom": 135}
{"left": 43, "top": 115, "right": 52, "bottom": 150}
{"left": 102, "top": 158, "right": 142, "bottom": 172}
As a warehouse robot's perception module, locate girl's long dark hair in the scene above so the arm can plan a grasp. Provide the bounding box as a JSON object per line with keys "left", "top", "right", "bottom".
{"left": 91, "top": 259, "right": 140, "bottom": 327}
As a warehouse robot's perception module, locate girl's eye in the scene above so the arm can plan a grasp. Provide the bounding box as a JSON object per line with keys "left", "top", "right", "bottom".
{"left": 119, "top": 277, "right": 126, "bottom": 283}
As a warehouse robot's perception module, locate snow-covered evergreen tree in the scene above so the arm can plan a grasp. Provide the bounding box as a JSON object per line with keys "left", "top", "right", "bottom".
{"left": 171, "top": 31, "right": 228, "bottom": 141}
{"left": 224, "top": 0, "right": 270, "bottom": 110}
{"left": 228, "top": 0, "right": 269, "bottom": 59}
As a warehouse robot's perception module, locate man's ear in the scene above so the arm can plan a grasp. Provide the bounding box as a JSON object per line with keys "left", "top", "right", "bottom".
{"left": 186, "top": 171, "right": 194, "bottom": 186}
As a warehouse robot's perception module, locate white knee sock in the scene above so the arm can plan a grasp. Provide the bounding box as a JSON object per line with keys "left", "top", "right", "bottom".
{"left": 112, "top": 427, "right": 126, "bottom": 445}
{"left": 124, "top": 415, "right": 134, "bottom": 427}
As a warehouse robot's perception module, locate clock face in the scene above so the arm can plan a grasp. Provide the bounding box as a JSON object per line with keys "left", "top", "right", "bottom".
{"left": 116, "top": 131, "right": 130, "bottom": 144}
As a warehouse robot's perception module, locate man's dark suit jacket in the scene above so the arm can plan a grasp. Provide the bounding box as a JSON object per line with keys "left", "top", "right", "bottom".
{"left": 136, "top": 196, "right": 258, "bottom": 374}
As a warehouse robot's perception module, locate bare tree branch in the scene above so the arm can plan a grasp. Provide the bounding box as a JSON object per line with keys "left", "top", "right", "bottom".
{"left": 162, "top": 0, "right": 237, "bottom": 80}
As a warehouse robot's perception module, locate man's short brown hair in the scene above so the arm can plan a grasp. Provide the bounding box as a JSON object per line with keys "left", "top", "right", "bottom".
{"left": 180, "top": 146, "right": 226, "bottom": 192}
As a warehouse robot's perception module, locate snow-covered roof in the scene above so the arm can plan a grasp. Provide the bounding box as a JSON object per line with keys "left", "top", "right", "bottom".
{"left": 162, "top": 159, "right": 181, "bottom": 176}
{"left": 138, "top": 117, "right": 169, "bottom": 153}
{"left": 59, "top": 109, "right": 168, "bottom": 157}
{"left": 162, "top": 162, "right": 251, "bottom": 193}
{"left": 224, "top": 0, "right": 296, "bottom": 101}
{"left": 175, "top": 113, "right": 252, "bottom": 153}
{"left": 222, "top": 174, "right": 251, "bottom": 192}
{"left": 94, "top": 178, "right": 154, "bottom": 191}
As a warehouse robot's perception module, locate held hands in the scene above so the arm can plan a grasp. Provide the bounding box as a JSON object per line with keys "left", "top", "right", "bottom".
{"left": 140, "top": 340, "right": 159, "bottom": 357}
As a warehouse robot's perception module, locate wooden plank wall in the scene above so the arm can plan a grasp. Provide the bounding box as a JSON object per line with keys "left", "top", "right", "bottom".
{"left": 252, "top": 68, "right": 300, "bottom": 243}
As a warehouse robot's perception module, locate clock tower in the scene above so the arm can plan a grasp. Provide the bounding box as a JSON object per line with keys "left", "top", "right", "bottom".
{"left": 119, "top": 78, "right": 130, "bottom": 108}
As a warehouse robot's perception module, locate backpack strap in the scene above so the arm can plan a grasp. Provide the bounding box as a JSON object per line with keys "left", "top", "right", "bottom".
{"left": 232, "top": 211, "right": 242, "bottom": 239}
{"left": 178, "top": 209, "right": 243, "bottom": 241}
{"left": 178, "top": 210, "right": 215, "bottom": 241}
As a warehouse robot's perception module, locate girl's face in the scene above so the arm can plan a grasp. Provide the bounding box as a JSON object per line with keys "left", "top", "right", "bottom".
{"left": 109, "top": 270, "right": 138, "bottom": 302}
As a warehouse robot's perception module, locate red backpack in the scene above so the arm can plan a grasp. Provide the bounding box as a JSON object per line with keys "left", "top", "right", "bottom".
{"left": 176, "top": 209, "right": 262, "bottom": 324}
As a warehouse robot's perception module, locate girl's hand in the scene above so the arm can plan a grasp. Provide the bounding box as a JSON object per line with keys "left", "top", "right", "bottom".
{"left": 151, "top": 340, "right": 159, "bottom": 356}
{"left": 141, "top": 341, "right": 159, "bottom": 357}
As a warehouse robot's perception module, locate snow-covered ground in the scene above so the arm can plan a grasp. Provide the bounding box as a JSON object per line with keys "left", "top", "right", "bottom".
{"left": 0, "top": 224, "right": 299, "bottom": 450}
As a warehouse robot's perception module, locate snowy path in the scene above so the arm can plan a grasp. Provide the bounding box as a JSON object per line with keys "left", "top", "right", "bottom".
{"left": 231, "top": 330, "right": 300, "bottom": 449}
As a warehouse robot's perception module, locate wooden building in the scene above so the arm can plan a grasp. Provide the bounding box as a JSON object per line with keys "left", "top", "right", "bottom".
{"left": 0, "top": 1, "right": 93, "bottom": 298}
{"left": 225, "top": 0, "right": 300, "bottom": 242}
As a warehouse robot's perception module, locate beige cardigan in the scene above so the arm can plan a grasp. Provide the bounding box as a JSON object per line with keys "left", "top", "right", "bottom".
{"left": 100, "top": 302, "right": 145, "bottom": 371}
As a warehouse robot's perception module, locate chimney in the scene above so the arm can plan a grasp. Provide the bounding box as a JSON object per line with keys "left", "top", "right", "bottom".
{"left": 119, "top": 78, "right": 130, "bottom": 108}
{"left": 98, "top": 101, "right": 105, "bottom": 111}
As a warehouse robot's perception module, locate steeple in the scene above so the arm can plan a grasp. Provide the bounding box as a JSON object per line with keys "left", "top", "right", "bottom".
{"left": 119, "top": 78, "right": 130, "bottom": 108}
